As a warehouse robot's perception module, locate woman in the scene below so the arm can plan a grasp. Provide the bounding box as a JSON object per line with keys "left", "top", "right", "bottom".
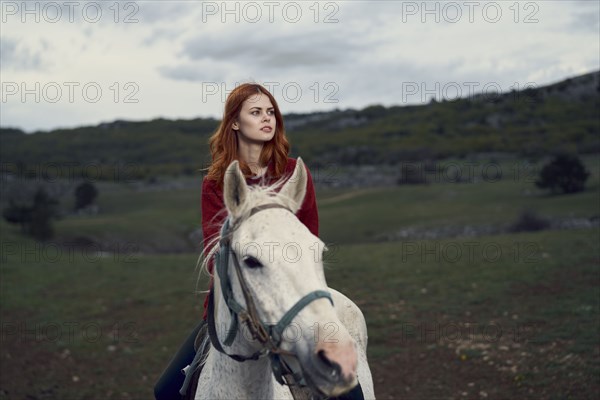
{"left": 200, "top": 82, "right": 319, "bottom": 297}
{"left": 155, "top": 83, "right": 363, "bottom": 400}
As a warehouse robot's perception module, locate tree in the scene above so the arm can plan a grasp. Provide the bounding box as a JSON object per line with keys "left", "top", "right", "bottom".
{"left": 535, "top": 152, "right": 590, "bottom": 194}
{"left": 29, "top": 188, "right": 59, "bottom": 241}
{"left": 74, "top": 182, "right": 99, "bottom": 211}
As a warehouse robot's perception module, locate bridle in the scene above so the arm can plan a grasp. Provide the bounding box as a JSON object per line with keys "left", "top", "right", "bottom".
{"left": 207, "top": 203, "right": 333, "bottom": 397}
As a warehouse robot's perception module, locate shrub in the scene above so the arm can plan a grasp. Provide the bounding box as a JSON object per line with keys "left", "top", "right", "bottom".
{"left": 3, "top": 187, "right": 59, "bottom": 240}
{"left": 535, "top": 152, "right": 590, "bottom": 194}
{"left": 2, "top": 200, "right": 32, "bottom": 233}
{"left": 508, "top": 208, "right": 550, "bottom": 233}
{"left": 74, "top": 182, "right": 99, "bottom": 210}
{"left": 397, "top": 162, "right": 428, "bottom": 185}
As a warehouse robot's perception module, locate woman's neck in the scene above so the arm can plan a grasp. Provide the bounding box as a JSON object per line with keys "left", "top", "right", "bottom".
{"left": 237, "top": 139, "right": 266, "bottom": 176}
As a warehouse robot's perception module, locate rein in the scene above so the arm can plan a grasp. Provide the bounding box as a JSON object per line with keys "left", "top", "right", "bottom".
{"left": 207, "top": 203, "right": 333, "bottom": 397}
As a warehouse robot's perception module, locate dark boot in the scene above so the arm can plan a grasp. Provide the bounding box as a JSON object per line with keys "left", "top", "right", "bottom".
{"left": 154, "top": 320, "right": 208, "bottom": 400}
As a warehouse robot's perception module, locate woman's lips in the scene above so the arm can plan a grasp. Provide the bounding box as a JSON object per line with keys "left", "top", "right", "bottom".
{"left": 261, "top": 127, "right": 272, "bottom": 132}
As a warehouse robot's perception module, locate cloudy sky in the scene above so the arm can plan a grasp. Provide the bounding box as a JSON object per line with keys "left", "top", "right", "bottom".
{"left": 1, "top": 0, "right": 598, "bottom": 133}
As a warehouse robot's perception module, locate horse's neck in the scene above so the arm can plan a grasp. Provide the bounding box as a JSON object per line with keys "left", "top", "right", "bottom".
{"left": 206, "top": 351, "right": 275, "bottom": 399}
{"left": 200, "top": 281, "right": 289, "bottom": 399}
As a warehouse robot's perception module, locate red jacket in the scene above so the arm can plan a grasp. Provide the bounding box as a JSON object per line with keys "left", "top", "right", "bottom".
{"left": 200, "top": 157, "right": 319, "bottom": 320}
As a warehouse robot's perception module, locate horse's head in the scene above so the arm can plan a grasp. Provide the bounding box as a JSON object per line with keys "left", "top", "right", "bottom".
{"left": 215, "top": 157, "right": 358, "bottom": 397}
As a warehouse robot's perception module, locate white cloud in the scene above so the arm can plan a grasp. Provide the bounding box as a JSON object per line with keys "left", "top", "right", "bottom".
{"left": 0, "top": 36, "right": 49, "bottom": 71}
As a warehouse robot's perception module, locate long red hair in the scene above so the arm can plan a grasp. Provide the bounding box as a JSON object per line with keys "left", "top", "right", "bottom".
{"left": 204, "top": 83, "right": 290, "bottom": 189}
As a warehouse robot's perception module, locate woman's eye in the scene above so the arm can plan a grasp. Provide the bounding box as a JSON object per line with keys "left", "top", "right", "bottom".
{"left": 243, "top": 256, "right": 263, "bottom": 269}
{"left": 250, "top": 110, "right": 274, "bottom": 116}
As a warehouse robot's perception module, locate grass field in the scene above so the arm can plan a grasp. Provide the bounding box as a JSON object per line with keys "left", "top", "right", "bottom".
{"left": 1, "top": 155, "right": 598, "bottom": 399}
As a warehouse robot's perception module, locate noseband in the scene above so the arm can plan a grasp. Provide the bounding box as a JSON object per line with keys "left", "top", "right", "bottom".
{"left": 206, "top": 203, "right": 333, "bottom": 391}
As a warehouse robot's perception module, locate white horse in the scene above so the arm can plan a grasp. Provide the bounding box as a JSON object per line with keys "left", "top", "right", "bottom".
{"left": 195, "top": 158, "right": 375, "bottom": 400}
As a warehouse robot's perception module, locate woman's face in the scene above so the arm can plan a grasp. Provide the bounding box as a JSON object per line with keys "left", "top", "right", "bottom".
{"left": 233, "top": 93, "right": 277, "bottom": 144}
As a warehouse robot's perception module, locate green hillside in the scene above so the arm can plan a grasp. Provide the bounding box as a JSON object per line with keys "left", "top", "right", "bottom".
{"left": 1, "top": 71, "right": 598, "bottom": 180}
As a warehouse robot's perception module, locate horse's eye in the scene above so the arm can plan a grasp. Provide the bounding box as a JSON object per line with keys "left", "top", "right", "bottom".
{"left": 243, "top": 256, "right": 263, "bottom": 269}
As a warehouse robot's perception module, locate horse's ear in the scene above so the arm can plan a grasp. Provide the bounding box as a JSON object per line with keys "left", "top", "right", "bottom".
{"left": 279, "top": 157, "right": 307, "bottom": 213}
{"left": 223, "top": 160, "right": 248, "bottom": 218}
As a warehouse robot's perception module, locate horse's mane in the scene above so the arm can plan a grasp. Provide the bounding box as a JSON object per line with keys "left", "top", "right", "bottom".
{"left": 195, "top": 172, "right": 298, "bottom": 291}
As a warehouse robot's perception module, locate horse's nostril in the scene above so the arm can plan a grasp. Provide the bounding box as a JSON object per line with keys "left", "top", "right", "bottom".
{"left": 317, "top": 350, "right": 332, "bottom": 366}
{"left": 317, "top": 350, "right": 341, "bottom": 379}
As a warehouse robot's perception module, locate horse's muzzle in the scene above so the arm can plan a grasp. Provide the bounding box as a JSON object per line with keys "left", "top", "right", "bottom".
{"left": 305, "top": 338, "right": 358, "bottom": 397}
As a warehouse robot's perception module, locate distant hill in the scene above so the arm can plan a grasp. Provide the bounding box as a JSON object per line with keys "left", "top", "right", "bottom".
{"left": 1, "top": 70, "right": 598, "bottom": 180}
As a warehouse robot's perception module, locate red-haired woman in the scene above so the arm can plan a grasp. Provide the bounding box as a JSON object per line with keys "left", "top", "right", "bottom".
{"left": 200, "top": 82, "right": 319, "bottom": 294}
{"left": 155, "top": 83, "right": 363, "bottom": 400}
